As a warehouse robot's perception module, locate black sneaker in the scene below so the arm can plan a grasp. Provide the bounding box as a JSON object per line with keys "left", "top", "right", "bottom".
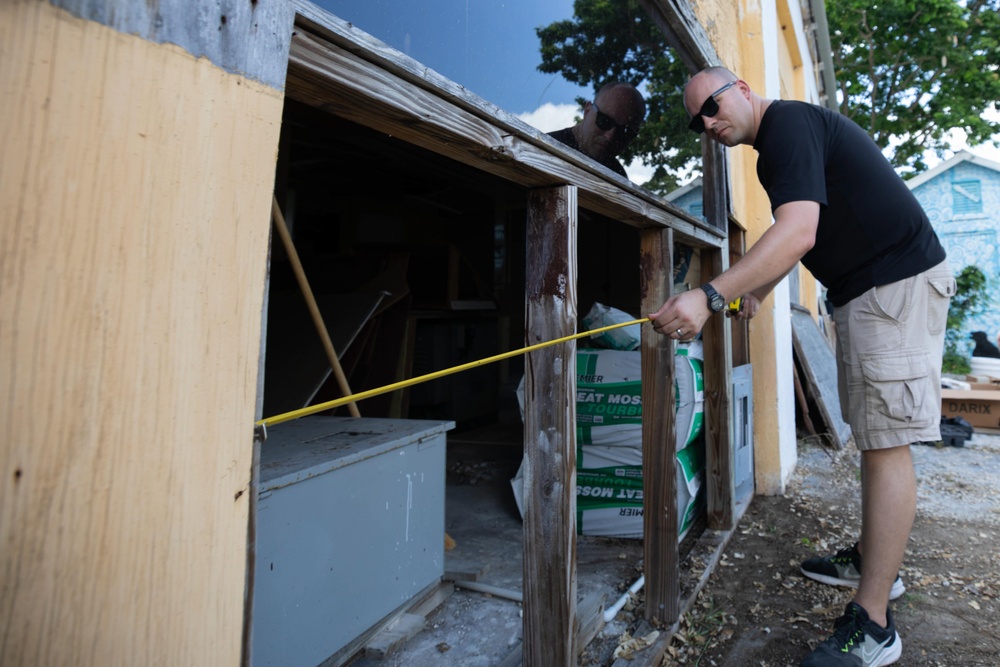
{"left": 800, "top": 602, "right": 901, "bottom": 666}
{"left": 800, "top": 543, "right": 905, "bottom": 600}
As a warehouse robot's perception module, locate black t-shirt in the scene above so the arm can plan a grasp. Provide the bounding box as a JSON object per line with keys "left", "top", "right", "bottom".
{"left": 548, "top": 127, "right": 628, "bottom": 177}
{"left": 753, "top": 100, "right": 945, "bottom": 306}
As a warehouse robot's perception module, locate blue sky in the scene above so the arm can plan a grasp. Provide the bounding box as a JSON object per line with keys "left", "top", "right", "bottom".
{"left": 312, "top": 1, "right": 657, "bottom": 182}
{"left": 316, "top": 0, "right": 591, "bottom": 114}
{"left": 311, "top": 1, "right": 1000, "bottom": 182}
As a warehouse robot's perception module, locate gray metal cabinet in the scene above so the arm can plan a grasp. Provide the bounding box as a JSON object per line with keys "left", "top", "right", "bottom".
{"left": 252, "top": 416, "right": 454, "bottom": 666}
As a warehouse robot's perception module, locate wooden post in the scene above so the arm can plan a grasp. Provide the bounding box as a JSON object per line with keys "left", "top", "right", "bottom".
{"left": 701, "top": 141, "right": 736, "bottom": 530}
{"left": 271, "top": 196, "right": 361, "bottom": 418}
{"left": 522, "top": 185, "right": 578, "bottom": 667}
{"left": 242, "top": 426, "right": 264, "bottom": 666}
{"left": 640, "top": 227, "right": 679, "bottom": 624}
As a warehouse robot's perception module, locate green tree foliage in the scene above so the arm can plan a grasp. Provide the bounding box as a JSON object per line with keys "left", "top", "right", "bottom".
{"left": 536, "top": 0, "right": 1000, "bottom": 185}
{"left": 943, "top": 264, "right": 990, "bottom": 374}
{"left": 535, "top": 0, "right": 698, "bottom": 193}
{"left": 825, "top": 0, "right": 1000, "bottom": 175}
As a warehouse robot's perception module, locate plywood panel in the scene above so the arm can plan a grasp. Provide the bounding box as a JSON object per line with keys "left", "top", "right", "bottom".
{"left": 0, "top": 4, "right": 283, "bottom": 665}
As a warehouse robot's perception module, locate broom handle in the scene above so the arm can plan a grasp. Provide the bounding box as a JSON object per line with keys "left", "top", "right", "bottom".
{"left": 271, "top": 196, "right": 361, "bottom": 418}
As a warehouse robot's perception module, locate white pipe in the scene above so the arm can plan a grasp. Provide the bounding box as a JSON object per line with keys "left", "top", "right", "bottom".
{"left": 603, "top": 575, "right": 645, "bottom": 623}
{"left": 454, "top": 580, "right": 523, "bottom": 603}
{"left": 455, "top": 574, "right": 645, "bottom": 622}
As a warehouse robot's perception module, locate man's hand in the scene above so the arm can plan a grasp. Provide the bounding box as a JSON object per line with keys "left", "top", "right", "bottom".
{"left": 648, "top": 289, "right": 712, "bottom": 340}
{"left": 727, "top": 292, "right": 762, "bottom": 320}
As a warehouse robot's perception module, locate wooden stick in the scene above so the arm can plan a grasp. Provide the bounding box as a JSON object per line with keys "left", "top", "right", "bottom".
{"left": 271, "top": 196, "right": 361, "bottom": 418}
{"left": 792, "top": 363, "right": 816, "bottom": 437}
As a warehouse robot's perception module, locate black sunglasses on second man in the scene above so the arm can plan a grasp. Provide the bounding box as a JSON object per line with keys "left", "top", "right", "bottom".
{"left": 688, "top": 80, "right": 738, "bottom": 134}
{"left": 592, "top": 102, "right": 640, "bottom": 141}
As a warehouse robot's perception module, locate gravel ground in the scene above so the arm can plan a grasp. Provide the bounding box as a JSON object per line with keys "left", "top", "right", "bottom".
{"left": 346, "top": 432, "right": 1000, "bottom": 666}
{"left": 651, "top": 432, "right": 1000, "bottom": 666}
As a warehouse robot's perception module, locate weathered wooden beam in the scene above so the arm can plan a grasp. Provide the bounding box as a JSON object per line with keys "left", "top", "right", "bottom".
{"left": 701, "top": 142, "right": 736, "bottom": 530}
{"left": 728, "top": 220, "right": 751, "bottom": 367}
{"left": 575, "top": 589, "right": 609, "bottom": 655}
{"left": 242, "top": 428, "right": 263, "bottom": 667}
{"left": 639, "top": 227, "right": 679, "bottom": 624}
{"left": 285, "top": 12, "right": 724, "bottom": 248}
{"left": 641, "top": 0, "right": 739, "bottom": 530}
{"left": 362, "top": 613, "right": 426, "bottom": 660}
{"left": 317, "top": 582, "right": 453, "bottom": 667}
{"left": 522, "top": 185, "right": 578, "bottom": 667}
{"left": 638, "top": 0, "right": 722, "bottom": 72}
{"left": 499, "top": 588, "right": 609, "bottom": 667}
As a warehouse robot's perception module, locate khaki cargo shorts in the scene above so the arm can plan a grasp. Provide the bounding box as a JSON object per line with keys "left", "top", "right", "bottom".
{"left": 833, "top": 260, "right": 955, "bottom": 451}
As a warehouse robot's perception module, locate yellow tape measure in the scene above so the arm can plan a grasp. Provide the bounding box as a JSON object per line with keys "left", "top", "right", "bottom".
{"left": 257, "top": 317, "right": 651, "bottom": 428}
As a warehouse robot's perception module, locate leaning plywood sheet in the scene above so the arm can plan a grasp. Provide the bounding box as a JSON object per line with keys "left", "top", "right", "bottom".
{"left": 790, "top": 304, "right": 851, "bottom": 449}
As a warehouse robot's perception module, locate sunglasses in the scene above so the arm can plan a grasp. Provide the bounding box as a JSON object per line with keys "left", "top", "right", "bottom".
{"left": 592, "top": 102, "right": 640, "bottom": 141}
{"left": 688, "top": 80, "right": 738, "bottom": 134}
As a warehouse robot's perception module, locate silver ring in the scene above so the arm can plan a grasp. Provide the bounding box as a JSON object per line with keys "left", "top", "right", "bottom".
{"left": 675, "top": 328, "right": 682, "bottom": 336}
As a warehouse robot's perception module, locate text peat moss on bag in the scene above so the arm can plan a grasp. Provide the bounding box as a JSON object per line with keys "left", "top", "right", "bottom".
{"left": 574, "top": 348, "right": 703, "bottom": 451}
{"left": 513, "top": 345, "right": 707, "bottom": 538}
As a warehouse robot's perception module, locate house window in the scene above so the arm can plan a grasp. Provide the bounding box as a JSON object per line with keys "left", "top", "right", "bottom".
{"left": 952, "top": 180, "right": 983, "bottom": 215}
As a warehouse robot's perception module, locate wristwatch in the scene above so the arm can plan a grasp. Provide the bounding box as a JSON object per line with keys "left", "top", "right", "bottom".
{"left": 700, "top": 283, "right": 727, "bottom": 314}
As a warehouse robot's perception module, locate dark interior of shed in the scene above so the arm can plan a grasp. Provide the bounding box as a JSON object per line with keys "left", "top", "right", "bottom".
{"left": 264, "top": 99, "right": 650, "bottom": 441}
{"left": 253, "top": 97, "right": 730, "bottom": 665}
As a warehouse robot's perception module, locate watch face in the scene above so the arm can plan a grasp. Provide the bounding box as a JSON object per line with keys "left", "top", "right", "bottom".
{"left": 702, "top": 284, "right": 725, "bottom": 312}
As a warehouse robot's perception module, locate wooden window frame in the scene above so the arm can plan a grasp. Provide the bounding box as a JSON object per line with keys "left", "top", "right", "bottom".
{"left": 275, "top": 1, "right": 750, "bottom": 663}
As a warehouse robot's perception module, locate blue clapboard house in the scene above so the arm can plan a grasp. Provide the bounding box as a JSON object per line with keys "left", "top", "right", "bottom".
{"left": 665, "top": 176, "right": 705, "bottom": 223}
{"left": 907, "top": 150, "right": 1000, "bottom": 356}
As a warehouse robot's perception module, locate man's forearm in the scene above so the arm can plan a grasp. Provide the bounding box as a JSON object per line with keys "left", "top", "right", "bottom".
{"left": 751, "top": 271, "right": 793, "bottom": 303}
{"left": 705, "top": 201, "right": 818, "bottom": 304}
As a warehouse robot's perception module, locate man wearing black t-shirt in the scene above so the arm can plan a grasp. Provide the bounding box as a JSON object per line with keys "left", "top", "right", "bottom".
{"left": 548, "top": 81, "right": 645, "bottom": 178}
{"left": 649, "top": 67, "right": 955, "bottom": 667}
